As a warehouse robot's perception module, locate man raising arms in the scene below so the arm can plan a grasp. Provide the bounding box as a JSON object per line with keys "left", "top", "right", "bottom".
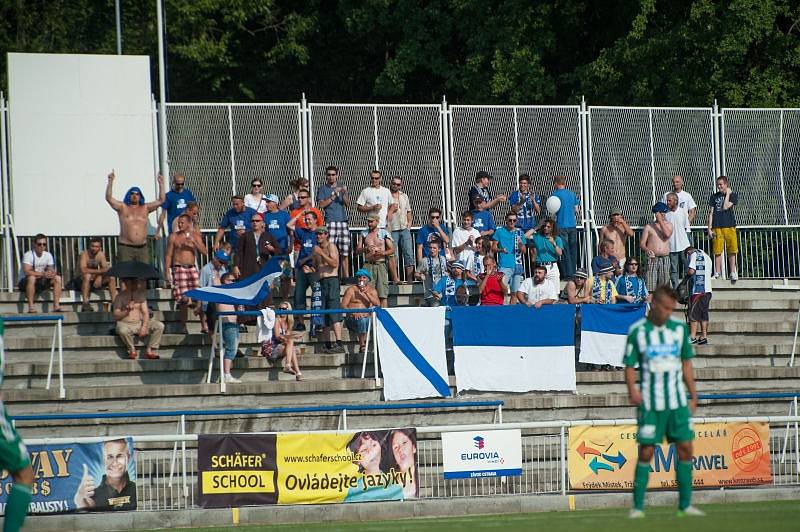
{"left": 624, "top": 285, "right": 703, "bottom": 519}
{"left": 105, "top": 170, "right": 165, "bottom": 263}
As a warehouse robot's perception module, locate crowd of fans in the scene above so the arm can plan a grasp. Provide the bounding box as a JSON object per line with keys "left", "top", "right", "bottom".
{"left": 18, "top": 169, "right": 737, "bottom": 375}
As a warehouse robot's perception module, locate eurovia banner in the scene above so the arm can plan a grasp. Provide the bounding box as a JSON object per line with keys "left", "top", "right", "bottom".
{"left": 198, "top": 429, "right": 418, "bottom": 507}
{"left": 568, "top": 422, "right": 772, "bottom": 490}
{"left": 0, "top": 437, "right": 137, "bottom": 514}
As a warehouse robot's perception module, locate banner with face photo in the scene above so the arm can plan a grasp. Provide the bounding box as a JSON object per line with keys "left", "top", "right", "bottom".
{"left": 0, "top": 437, "right": 137, "bottom": 514}
{"left": 198, "top": 429, "right": 418, "bottom": 507}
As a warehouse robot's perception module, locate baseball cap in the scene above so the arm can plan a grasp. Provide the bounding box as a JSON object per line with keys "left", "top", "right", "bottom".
{"left": 652, "top": 202, "right": 669, "bottom": 214}
{"left": 574, "top": 268, "right": 589, "bottom": 279}
{"left": 214, "top": 250, "right": 230, "bottom": 262}
{"left": 450, "top": 260, "right": 466, "bottom": 270}
{"left": 597, "top": 259, "right": 614, "bottom": 274}
{"left": 610, "top": 208, "right": 623, "bottom": 217}
{"left": 366, "top": 213, "right": 381, "bottom": 221}
{"left": 265, "top": 194, "right": 279, "bottom": 203}
{"left": 315, "top": 226, "right": 329, "bottom": 234}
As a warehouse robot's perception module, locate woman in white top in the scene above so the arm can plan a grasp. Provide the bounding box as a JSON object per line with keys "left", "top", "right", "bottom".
{"left": 244, "top": 179, "right": 268, "bottom": 214}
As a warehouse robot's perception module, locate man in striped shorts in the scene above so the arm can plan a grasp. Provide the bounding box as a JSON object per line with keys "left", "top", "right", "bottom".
{"left": 639, "top": 202, "right": 673, "bottom": 291}
{"left": 624, "top": 285, "right": 704, "bottom": 518}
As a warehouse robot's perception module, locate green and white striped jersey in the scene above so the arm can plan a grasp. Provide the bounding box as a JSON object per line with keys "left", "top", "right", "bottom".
{"left": 623, "top": 316, "right": 694, "bottom": 411}
{"left": 0, "top": 317, "right": 4, "bottom": 389}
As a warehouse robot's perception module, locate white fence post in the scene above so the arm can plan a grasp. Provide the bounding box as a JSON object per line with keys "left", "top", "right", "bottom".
{"left": 227, "top": 104, "right": 237, "bottom": 196}
{"left": 0, "top": 93, "right": 13, "bottom": 292}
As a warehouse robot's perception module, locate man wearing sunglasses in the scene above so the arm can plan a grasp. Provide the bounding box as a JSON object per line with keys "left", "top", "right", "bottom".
{"left": 289, "top": 191, "right": 324, "bottom": 254}
{"left": 106, "top": 170, "right": 165, "bottom": 263}
{"left": 19, "top": 234, "right": 63, "bottom": 313}
{"left": 156, "top": 173, "right": 196, "bottom": 239}
{"left": 316, "top": 165, "right": 351, "bottom": 277}
{"left": 356, "top": 170, "right": 391, "bottom": 228}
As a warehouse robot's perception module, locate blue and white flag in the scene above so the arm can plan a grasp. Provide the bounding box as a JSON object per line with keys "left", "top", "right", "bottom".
{"left": 451, "top": 305, "right": 577, "bottom": 393}
{"left": 184, "top": 258, "right": 282, "bottom": 306}
{"left": 375, "top": 307, "right": 451, "bottom": 401}
{"left": 579, "top": 304, "right": 647, "bottom": 366}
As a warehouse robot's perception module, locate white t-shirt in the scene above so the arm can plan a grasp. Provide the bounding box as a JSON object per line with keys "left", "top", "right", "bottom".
{"left": 21, "top": 250, "right": 55, "bottom": 278}
{"left": 244, "top": 193, "right": 268, "bottom": 214}
{"left": 661, "top": 190, "right": 696, "bottom": 228}
{"left": 517, "top": 277, "right": 558, "bottom": 304}
{"left": 688, "top": 250, "right": 713, "bottom": 294}
{"left": 450, "top": 227, "right": 481, "bottom": 269}
{"left": 665, "top": 209, "right": 691, "bottom": 253}
{"left": 387, "top": 192, "right": 411, "bottom": 231}
{"left": 357, "top": 186, "right": 391, "bottom": 228}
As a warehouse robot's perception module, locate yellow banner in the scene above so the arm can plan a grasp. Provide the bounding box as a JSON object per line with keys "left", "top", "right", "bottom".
{"left": 201, "top": 471, "right": 275, "bottom": 494}
{"left": 568, "top": 422, "right": 772, "bottom": 490}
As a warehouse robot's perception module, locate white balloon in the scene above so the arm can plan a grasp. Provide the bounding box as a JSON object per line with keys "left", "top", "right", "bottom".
{"left": 546, "top": 195, "right": 561, "bottom": 214}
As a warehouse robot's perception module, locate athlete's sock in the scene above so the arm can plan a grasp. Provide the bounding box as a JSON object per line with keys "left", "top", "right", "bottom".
{"left": 633, "top": 461, "right": 650, "bottom": 511}
{"left": 4, "top": 483, "right": 32, "bottom": 532}
{"left": 677, "top": 460, "right": 693, "bottom": 510}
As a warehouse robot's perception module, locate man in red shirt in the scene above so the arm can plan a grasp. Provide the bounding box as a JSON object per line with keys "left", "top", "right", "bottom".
{"left": 478, "top": 255, "right": 507, "bottom": 305}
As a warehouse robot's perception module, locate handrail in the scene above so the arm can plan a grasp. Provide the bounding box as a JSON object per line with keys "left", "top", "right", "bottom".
{"left": 698, "top": 392, "right": 799, "bottom": 400}
{"left": 3, "top": 314, "right": 64, "bottom": 398}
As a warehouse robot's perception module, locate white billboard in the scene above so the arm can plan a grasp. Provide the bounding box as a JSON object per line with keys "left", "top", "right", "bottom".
{"left": 441, "top": 429, "right": 522, "bottom": 479}
{"left": 7, "top": 53, "right": 157, "bottom": 236}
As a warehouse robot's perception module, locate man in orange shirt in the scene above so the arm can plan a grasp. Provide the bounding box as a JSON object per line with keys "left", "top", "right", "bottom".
{"left": 289, "top": 190, "right": 324, "bottom": 253}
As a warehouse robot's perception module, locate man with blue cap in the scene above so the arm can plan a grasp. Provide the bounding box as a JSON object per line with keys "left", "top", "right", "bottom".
{"left": 105, "top": 170, "right": 165, "bottom": 263}
{"left": 639, "top": 202, "right": 674, "bottom": 290}
{"left": 341, "top": 269, "right": 380, "bottom": 354}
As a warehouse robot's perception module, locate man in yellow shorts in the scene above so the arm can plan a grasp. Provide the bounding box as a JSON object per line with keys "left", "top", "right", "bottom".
{"left": 707, "top": 175, "right": 738, "bottom": 283}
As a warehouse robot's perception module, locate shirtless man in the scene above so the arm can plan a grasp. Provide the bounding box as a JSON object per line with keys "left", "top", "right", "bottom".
{"left": 313, "top": 227, "right": 345, "bottom": 354}
{"left": 113, "top": 278, "right": 164, "bottom": 360}
{"left": 79, "top": 237, "right": 117, "bottom": 312}
{"left": 165, "top": 214, "right": 208, "bottom": 331}
{"left": 599, "top": 209, "right": 634, "bottom": 268}
{"left": 341, "top": 269, "right": 381, "bottom": 354}
{"left": 105, "top": 171, "right": 165, "bottom": 263}
{"left": 639, "top": 202, "right": 674, "bottom": 291}
{"left": 561, "top": 268, "right": 591, "bottom": 304}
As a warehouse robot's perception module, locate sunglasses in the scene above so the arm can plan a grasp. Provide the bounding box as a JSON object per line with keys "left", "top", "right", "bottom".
{"left": 430, "top": 215, "right": 441, "bottom": 219}
{"left": 507, "top": 218, "right": 517, "bottom": 222}
{"left": 279, "top": 306, "right": 289, "bottom": 310}
{"left": 628, "top": 263, "right": 639, "bottom": 266}
{"left": 371, "top": 176, "right": 381, "bottom": 180}
{"left": 298, "top": 195, "right": 309, "bottom": 199}
{"left": 36, "top": 242, "right": 47, "bottom": 247}
{"left": 326, "top": 172, "right": 337, "bottom": 176}
{"left": 251, "top": 218, "right": 263, "bottom": 222}
{"left": 391, "top": 182, "right": 402, "bottom": 186}
{"left": 252, "top": 183, "right": 262, "bottom": 187}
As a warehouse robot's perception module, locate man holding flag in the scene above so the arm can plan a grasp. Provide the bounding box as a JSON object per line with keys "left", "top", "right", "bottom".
{"left": 624, "top": 285, "right": 704, "bottom": 519}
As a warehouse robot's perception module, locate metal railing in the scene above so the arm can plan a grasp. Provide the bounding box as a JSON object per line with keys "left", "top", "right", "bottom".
{"left": 18, "top": 413, "right": 800, "bottom": 511}
{"left": 3, "top": 314, "right": 64, "bottom": 398}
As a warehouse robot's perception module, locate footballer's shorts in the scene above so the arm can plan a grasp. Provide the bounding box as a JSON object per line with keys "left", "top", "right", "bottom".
{"left": 0, "top": 403, "right": 30, "bottom": 474}
{"left": 636, "top": 405, "right": 694, "bottom": 445}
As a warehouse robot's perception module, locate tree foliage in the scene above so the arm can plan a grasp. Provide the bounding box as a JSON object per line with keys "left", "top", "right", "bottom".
{"left": 0, "top": 0, "right": 798, "bottom": 106}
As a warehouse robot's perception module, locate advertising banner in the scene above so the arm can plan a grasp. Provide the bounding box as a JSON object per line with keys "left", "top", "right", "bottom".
{"left": 0, "top": 437, "right": 137, "bottom": 514}
{"left": 568, "top": 423, "right": 772, "bottom": 490}
{"left": 198, "top": 429, "right": 418, "bottom": 507}
{"left": 441, "top": 429, "right": 522, "bottom": 479}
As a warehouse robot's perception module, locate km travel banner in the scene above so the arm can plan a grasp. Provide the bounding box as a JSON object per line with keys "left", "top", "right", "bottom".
{"left": 0, "top": 437, "right": 137, "bottom": 515}
{"left": 568, "top": 423, "right": 771, "bottom": 490}
{"left": 198, "top": 429, "right": 418, "bottom": 507}
{"left": 441, "top": 429, "right": 522, "bottom": 479}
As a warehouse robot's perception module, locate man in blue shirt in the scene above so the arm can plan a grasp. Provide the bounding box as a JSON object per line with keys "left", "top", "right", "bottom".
{"left": 551, "top": 175, "right": 581, "bottom": 278}
{"left": 316, "top": 165, "right": 351, "bottom": 276}
{"left": 416, "top": 207, "right": 450, "bottom": 260}
{"left": 157, "top": 173, "right": 196, "bottom": 238}
{"left": 508, "top": 174, "right": 541, "bottom": 232}
{"left": 494, "top": 211, "right": 526, "bottom": 302}
{"left": 470, "top": 196, "right": 496, "bottom": 237}
{"left": 213, "top": 195, "right": 256, "bottom": 253}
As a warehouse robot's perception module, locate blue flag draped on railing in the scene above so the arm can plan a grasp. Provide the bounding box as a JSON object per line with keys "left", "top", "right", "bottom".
{"left": 185, "top": 259, "right": 282, "bottom": 306}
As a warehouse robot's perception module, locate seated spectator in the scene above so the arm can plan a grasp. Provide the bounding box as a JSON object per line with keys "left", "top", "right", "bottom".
{"left": 586, "top": 260, "right": 619, "bottom": 304}
{"left": 525, "top": 218, "right": 563, "bottom": 284}
{"left": 516, "top": 265, "right": 558, "bottom": 308}
{"left": 591, "top": 239, "right": 622, "bottom": 278}
{"left": 198, "top": 248, "right": 230, "bottom": 335}
{"left": 112, "top": 278, "right": 163, "bottom": 360}
{"left": 19, "top": 234, "right": 63, "bottom": 313}
{"left": 78, "top": 237, "right": 116, "bottom": 312}
{"left": 271, "top": 303, "right": 303, "bottom": 380}
{"left": 215, "top": 273, "right": 242, "bottom": 384}
{"left": 494, "top": 211, "right": 526, "bottom": 304}
{"left": 342, "top": 269, "right": 381, "bottom": 354}
{"left": 559, "top": 268, "right": 591, "bottom": 304}
{"left": 478, "top": 256, "right": 507, "bottom": 306}
{"left": 416, "top": 239, "right": 449, "bottom": 306}
{"left": 470, "top": 196, "right": 496, "bottom": 237}
{"left": 615, "top": 259, "right": 650, "bottom": 303}
{"left": 431, "top": 261, "right": 469, "bottom": 307}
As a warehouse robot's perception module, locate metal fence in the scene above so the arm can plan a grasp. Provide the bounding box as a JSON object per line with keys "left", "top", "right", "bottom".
{"left": 3, "top": 98, "right": 800, "bottom": 287}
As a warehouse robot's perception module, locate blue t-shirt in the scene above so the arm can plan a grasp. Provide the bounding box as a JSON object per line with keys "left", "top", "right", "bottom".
{"left": 162, "top": 189, "right": 196, "bottom": 229}
{"left": 494, "top": 226, "right": 525, "bottom": 270}
{"left": 416, "top": 224, "right": 449, "bottom": 258}
{"left": 316, "top": 184, "right": 349, "bottom": 222}
{"left": 219, "top": 207, "right": 257, "bottom": 248}
{"left": 471, "top": 210, "right": 496, "bottom": 234}
{"left": 294, "top": 227, "right": 318, "bottom": 266}
{"left": 551, "top": 188, "right": 580, "bottom": 229}
{"left": 433, "top": 276, "right": 468, "bottom": 308}
{"left": 262, "top": 210, "right": 291, "bottom": 253}
{"left": 508, "top": 190, "right": 541, "bottom": 231}
{"left": 531, "top": 233, "right": 564, "bottom": 263}
{"left": 591, "top": 254, "right": 620, "bottom": 274}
